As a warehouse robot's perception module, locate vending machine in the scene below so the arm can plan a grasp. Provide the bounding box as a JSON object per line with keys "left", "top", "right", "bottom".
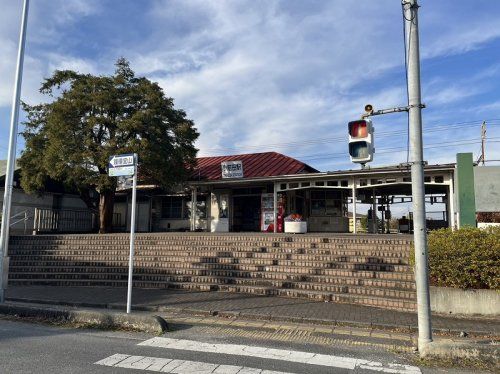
{"left": 260, "top": 193, "right": 287, "bottom": 232}
{"left": 277, "top": 193, "right": 286, "bottom": 233}
{"left": 260, "top": 193, "right": 275, "bottom": 232}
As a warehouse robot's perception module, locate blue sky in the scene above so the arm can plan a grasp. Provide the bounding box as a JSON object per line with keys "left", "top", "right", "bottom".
{"left": 1, "top": 0, "right": 500, "bottom": 172}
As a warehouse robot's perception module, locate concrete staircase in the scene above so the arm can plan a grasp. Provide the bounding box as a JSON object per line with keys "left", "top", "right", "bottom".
{"left": 8, "top": 233, "right": 416, "bottom": 311}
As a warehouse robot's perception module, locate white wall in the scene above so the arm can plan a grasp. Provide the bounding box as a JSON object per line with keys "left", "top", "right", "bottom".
{"left": 474, "top": 166, "right": 500, "bottom": 212}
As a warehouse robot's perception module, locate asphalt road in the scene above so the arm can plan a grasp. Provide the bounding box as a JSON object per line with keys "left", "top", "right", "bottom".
{"left": 0, "top": 319, "right": 478, "bottom": 374}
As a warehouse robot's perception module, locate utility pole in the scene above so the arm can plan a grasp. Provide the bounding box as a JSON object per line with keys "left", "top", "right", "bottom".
{"left": 403, "top": 0, "right": 432, "bottom": 349}
{"left": 480, "top": 121, "right": 486, "bottom": 165}
{"left": 0, "top": 0, "right": 29, "bottom": 304}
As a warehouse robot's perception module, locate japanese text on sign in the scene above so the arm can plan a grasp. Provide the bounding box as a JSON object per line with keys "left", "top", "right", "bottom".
{"left": 221, "top": 161, "right": 244, "bottom": 179}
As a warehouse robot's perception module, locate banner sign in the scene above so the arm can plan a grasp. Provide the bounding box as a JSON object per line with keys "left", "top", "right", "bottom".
{"left": 221, "top": 160, "right": 243, "bottom": 179}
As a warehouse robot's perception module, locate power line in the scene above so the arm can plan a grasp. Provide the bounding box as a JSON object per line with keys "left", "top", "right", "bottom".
{"left": 199, "top": 120, "right": 500, "bottom": 155}
{"left": 199, "top": 120, "right": 500, "bottom": 153}
{"left": 297, "top": 137, "right": 500, "bottom": 162}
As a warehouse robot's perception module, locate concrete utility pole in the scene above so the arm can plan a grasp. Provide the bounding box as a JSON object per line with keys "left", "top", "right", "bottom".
{"left": 0, "top": 0, "right": 29, "bottom": 304}
{"left": 480, "top": 121, "right": 486, "bottom": 165}
{"left": 403, "top": 0, "right": 432, "bottom": 349}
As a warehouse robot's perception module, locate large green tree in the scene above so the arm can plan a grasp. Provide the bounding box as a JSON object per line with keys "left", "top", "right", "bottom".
{"left": 20, "top": 59, "right": 199, "bottom": 233}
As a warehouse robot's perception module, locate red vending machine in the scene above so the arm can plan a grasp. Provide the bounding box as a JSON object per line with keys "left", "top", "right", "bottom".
{"left": 276, "top": 193, "right": 286, "bottom": 233}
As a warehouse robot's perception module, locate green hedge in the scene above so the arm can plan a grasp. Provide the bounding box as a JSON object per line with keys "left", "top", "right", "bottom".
{"left": 411, "top": 226, "right": 500, "bottom": 290}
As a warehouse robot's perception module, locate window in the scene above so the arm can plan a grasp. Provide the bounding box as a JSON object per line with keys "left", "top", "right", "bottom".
{"left": 161, "top": 197, "right": 183, "bottom": 219}
{"left": 310, "top": 190, "right": 342, "bottom": 216}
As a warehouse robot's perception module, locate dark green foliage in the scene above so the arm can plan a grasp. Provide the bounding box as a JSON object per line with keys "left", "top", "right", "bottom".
{"left": 411, "top": 227, "right": 500, "bottom": 289}
{"left": 19, "top": 58, "right": 199, "bottom": 232}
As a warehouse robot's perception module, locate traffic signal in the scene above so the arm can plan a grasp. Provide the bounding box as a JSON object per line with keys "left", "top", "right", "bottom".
{"left": 348, "top": 119, "right": 374, "bottom": 164}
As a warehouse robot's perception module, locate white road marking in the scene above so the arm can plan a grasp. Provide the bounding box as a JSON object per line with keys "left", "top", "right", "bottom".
{"left": 95, "top": 354, "right": 295, "bottom": 373}
{"left": 95, "top": 353, "right": 130, "bottom": 366}
{"left": 138, "top": 337, "right": 421, "bottom": 374}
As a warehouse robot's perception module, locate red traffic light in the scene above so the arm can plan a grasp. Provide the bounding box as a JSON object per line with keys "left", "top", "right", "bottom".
{"left": 348, "top": 120, "right": 369, "bottom": 138}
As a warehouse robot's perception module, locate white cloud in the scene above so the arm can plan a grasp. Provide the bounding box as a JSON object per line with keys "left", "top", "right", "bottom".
{"left": 1, "top": 0, "right": 500, "bottom": 171}
{"left": 422, "top": 19, "right": 500, "bottom": 59}
{"left": 46, "top": 54, "right": 99, "bottom": 75}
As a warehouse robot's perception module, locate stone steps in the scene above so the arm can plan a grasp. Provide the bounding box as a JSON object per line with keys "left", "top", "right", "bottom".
{"left": 7, "top": 266, "right": 415, "bottom": 287}
{"left": 9, "top": 260, "right": 410, "bottom": 273}
{"left": 8, "top": 233, "right": 416, "bottom": 311}
{"left": 8, "top": 273, "right": 414, "bottom": 296}
{"left": 8, "top": 265, "right": 415, "bottom": 283}
{"left": 9, "top": 249, "right": 411, "bottom": 259}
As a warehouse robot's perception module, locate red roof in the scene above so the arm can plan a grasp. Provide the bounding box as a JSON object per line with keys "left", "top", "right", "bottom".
{"left": 192, "top": 152, "right": 318, "bottom": 181}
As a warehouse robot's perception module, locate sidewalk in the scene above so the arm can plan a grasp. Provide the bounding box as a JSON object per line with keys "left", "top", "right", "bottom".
{"left": 5, "top": 285, "right": 499, "bottom": 336}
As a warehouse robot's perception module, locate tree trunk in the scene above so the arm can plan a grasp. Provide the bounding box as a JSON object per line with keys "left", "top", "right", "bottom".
{"left": 99, "top": 190, "right": 115, "bottom": 233}
{"left": 79, "top": 188, "right": 97, "bottom": 211}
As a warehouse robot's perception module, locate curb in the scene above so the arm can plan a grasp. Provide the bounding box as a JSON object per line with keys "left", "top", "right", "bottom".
{"left": 0, "top": 303, "right": 168, "bottom": 334}
{"left": 420, "top": 338, "right": 499, "bottom": 364}
{"left": 6, "top": 296, "right": 497, "bottom": 337}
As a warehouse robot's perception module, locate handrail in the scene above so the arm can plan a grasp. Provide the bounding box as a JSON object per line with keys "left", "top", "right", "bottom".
{"left": 9, "top": 210, "right": 30, "bottom": 234}
{"left": 10, "top": 210, "right": 29, "bottom": 220}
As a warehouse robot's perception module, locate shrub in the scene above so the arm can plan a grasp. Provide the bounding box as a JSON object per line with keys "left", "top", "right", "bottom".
{"left": 411, "top": 226, "right": 500, "bottom": 290}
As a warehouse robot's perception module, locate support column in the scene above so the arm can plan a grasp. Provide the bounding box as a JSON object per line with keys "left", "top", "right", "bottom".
{"left": 456, "top": 153, "right": 476, "bottom": 228}
{"left": 207, "top": 188, "right": 212, "bottom": 232}
{"left": 372, "top": 188, "right": 377, "bottom": 234}
{"left": 352, "top": 180, "right": 357, "bottom": 234}
{"left": 273, "top": 182, "right": 278, "bottom": 233}
{"left": 381, "top": 195, "right": 385, "bottom": 234}
{"left": 449, "top": 179, "right": 455, "bottom": 230}
{"left": 190, "top": 188, "right": 196, "bottom": 231}
{"left": 193, "top": 187, "right": 198, "bottom": 231}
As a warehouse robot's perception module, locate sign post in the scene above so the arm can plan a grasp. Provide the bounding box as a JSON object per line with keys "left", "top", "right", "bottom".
{"left": 108, "top": 153, "right": 137, "bottom": 314}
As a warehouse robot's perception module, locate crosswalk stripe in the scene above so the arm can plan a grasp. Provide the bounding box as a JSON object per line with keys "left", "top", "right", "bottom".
{"left": 95, "top": 354, "right": 295, "bottom": 373}
{"left": 138, "top": 337, "right": 421, "bottom": 374}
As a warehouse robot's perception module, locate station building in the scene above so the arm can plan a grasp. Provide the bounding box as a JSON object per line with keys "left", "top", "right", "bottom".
{"left": 6, "top": 151, "right": 497, "bottom": 235}
{"left": 112, "top": 151, "right": 458, "bottom": 234}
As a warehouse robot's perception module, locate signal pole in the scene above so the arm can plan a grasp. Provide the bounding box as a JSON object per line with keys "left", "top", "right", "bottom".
{"left": 403, "top": 0, "right": 432, "bottom": 349}
{"left": 0, "top": 0, "right": 29, "bottom": 304}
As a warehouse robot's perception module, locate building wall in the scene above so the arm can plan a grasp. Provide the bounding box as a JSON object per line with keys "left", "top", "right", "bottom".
{"left": 474, "top": 166, "right": 500, "bottom": 213}
{"left": 147, "top": 195, "right": 208, "bottom": 232}
{"left": 0, "top": 188, "right": 88, "bottom": 234}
